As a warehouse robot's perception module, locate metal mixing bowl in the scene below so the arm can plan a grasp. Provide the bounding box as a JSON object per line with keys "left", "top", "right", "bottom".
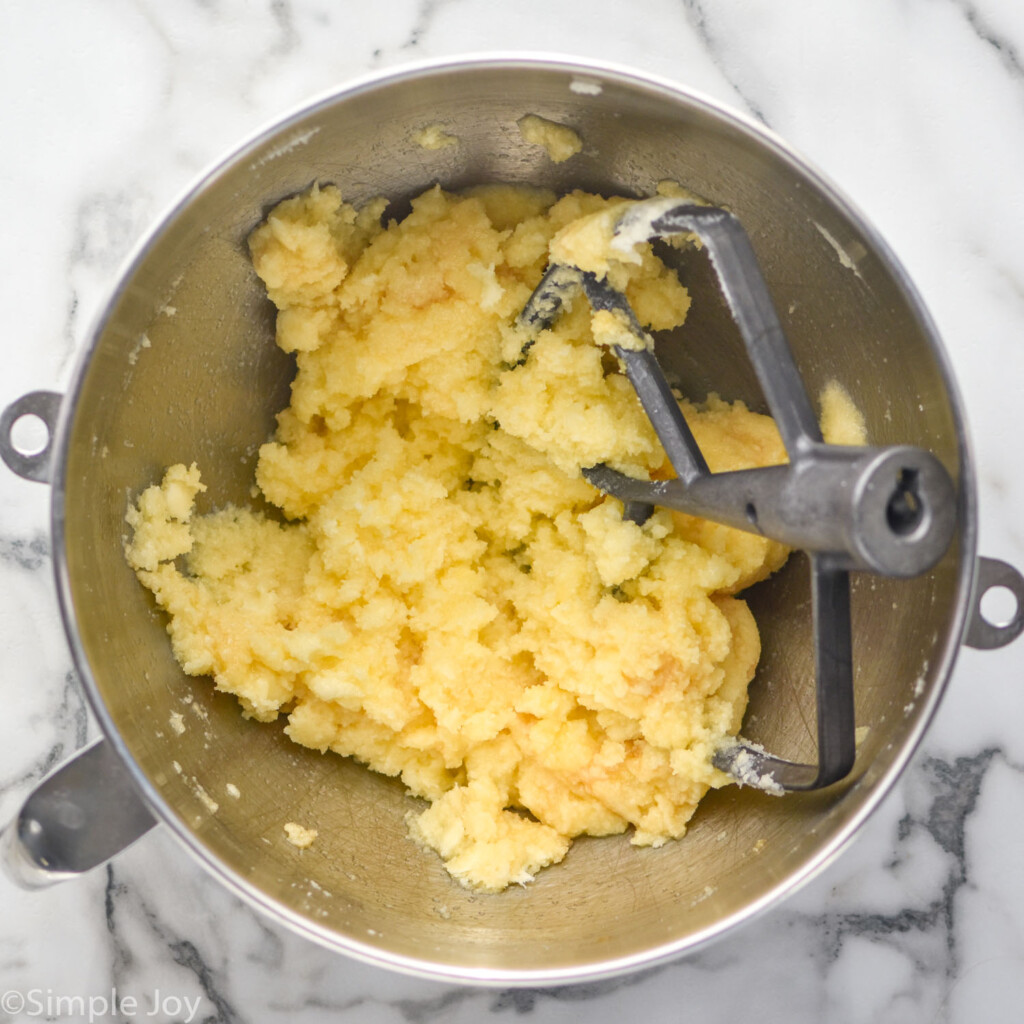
{"left": 2, "top": 55, "right": 1020, "bottom": 985}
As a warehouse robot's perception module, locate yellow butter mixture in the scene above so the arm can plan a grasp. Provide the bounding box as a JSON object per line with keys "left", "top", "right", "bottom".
{"left": 126, "top": 182, "right": 802, "bottom": 892}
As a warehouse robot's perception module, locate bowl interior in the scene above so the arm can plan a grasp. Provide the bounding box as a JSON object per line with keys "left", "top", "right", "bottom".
{"left": 58, "top": 59, "right": 969, "bottom": 981}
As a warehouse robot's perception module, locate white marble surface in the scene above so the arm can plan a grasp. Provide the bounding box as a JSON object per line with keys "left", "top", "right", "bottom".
{"left": 3, "top": 1, "right": 1024, "bottom": 1021}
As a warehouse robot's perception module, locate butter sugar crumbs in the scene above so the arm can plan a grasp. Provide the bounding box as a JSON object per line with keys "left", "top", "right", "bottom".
{"left": 125, "top": 181, "right": 796, "bottom": 892}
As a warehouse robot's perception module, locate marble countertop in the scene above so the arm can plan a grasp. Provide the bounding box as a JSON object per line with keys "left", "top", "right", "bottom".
{"left": 3, "top": 1, "right": 1024, "bottom": 1021}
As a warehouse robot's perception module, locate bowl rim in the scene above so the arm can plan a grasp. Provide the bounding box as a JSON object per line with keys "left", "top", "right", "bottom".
{"left": 47, "top": 50, "right": 977, "bottom": 986}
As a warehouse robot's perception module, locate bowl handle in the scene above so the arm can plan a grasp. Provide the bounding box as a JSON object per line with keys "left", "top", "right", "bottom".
{"left": 0, "top": 739, "right": 156, "bottom": 888}
{"left": 965, "top": 556, "right": 1024, "bottom": 649}
{"left": 0, "top": 390, "right": 63, "bottom": 484}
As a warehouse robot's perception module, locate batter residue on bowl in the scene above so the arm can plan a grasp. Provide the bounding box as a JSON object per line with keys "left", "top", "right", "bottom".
{"left": 126, "top": 182, "right": 803, "bottom": 892}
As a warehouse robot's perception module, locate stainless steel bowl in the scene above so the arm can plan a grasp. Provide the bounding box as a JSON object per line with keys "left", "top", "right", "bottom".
{"left": 2, "top": 55, "right": 1021, "bottom": 985}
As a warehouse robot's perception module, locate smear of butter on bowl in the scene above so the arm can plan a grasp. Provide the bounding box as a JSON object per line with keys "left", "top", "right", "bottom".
{"left": 413, "top": 122, "right": 458, "bottom": 151}
{"left": 814, "top": 222, "right": 865, "bottom": 280}
{"left": 570, "top": 77, "right": 602, "bottom": 96}
{"left": 284, "top": 822, "right": 318, "bottom": 849}
{"left": 517, "top": 113, "right": 582, "bottom": 163}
